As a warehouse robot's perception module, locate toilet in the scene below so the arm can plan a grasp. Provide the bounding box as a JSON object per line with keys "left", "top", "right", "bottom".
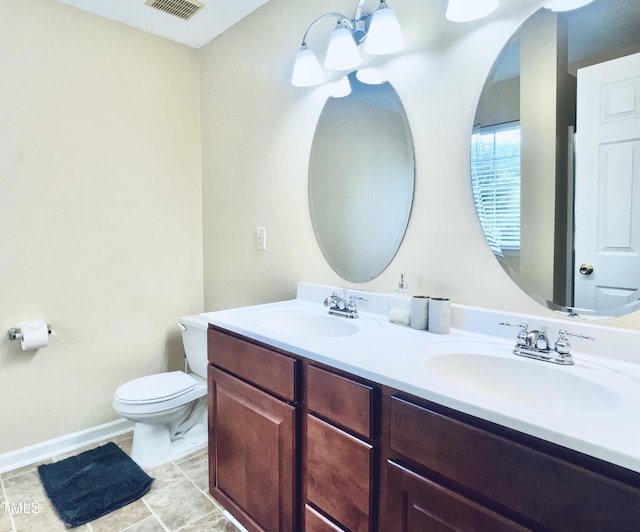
{"left": 113, "top": 314, "right": 210, "bottom": 468}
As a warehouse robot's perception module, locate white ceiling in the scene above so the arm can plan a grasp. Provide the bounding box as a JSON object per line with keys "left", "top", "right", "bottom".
{"left": 56, "top": 0, "right": 271, "bottom": 48}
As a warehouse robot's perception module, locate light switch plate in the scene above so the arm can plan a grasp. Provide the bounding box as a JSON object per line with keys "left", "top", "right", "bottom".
{"left": 256, "top": 226, "right": 266, "bottom": 250}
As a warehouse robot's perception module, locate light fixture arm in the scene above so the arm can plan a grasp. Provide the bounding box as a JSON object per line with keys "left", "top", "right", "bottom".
{"left": 298, "top": 0, "right": 373, "bottom": 49}
{"left": 353, "top": 0, "right": 368, "bottom": 22}
{"left": 299, "top": 13, "right": 347, "bottom": 48}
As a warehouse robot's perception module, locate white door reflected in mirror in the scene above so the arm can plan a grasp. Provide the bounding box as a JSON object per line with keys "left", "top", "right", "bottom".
{"left": 573, "top": 53, "right": 640, "bottom": 310}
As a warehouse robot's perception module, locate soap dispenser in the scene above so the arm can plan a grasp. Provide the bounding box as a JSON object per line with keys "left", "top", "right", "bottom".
{"left": 388, "top": 272, "right": 412, "bottom": 326}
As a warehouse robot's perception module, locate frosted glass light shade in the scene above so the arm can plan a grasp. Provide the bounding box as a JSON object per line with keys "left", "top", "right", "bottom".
{"left": 324, "top": 26, "right": 361, "bottom": 71}
{"left": 356, "top": 68, "right": 387, "bottom": 85}
{"left": 291, "top": 48, "right": 325, "bottom": 87}
{"left": 543, "top": 0, "right": 594, "bottom": 11}
{"left": 364, "top": 2, "right": 405, "bottom": 55}
{"left": 329, "top": 76, "right": 352, "bottom": 98}
{"left": 445, "top": 0, "right": 499, "bottom": 22}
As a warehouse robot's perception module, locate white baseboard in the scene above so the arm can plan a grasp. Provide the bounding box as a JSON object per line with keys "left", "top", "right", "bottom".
{"left": 0, "top": 418, "right": 134, "bottom": 474}
{"left": 223, "top": 510, "right": 249, "bottom": 532}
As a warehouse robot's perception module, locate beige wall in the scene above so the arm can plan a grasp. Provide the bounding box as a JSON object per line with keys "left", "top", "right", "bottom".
{"left": 200, "top": 0, "right": 640, "bottom": 334}
{"left": 0, "top": 0, "right": 203, "bottom": 453}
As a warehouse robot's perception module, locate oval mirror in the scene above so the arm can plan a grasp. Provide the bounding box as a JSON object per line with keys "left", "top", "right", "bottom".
{"left": 472, "top": 0, "right": 640, "bottom": 318}
{"left": 309, "top": 71, "right": 414, "bottom": 283}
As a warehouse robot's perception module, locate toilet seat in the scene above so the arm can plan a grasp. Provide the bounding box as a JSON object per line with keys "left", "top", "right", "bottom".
{"left": 113, "top": 372, "right": 207, "bottom": 416}
{"left": 115, "top": 371, "right": 197, "bottom": 404}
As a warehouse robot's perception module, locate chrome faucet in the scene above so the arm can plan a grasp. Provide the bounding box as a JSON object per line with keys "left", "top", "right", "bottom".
{"left": 324, "top": 290, "right": 366, "bottom": 319}
{"left": 524, "top": 325, "right": 550, "bottom": 351}
{"left": 500, "top": 322, "right": 594, "bottom": 365}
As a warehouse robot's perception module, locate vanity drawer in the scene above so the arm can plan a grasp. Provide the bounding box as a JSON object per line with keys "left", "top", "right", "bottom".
{"left": 305, "top": 505, "right": 345, "bottom": 532}
{"left": 306, "top": 415, "right": 373, "bottom": 532}
{"left": 307, "top": 365, "right": 373, "bottom": 438}
{"left": 208, "top": 328, "right": 297, "bottom": 402}
{"left": 389, "top": 395, "right": 640, "bottom": 531}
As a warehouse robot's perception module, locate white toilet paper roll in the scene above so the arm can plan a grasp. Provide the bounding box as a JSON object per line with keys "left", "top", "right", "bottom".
{"left": 20, "top": 320, "right": 49, "bottom": 351}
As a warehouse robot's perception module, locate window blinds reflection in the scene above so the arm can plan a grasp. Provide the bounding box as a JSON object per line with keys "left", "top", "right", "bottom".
{"left": 471, "top": 122, "right": 522, "bottom": 257}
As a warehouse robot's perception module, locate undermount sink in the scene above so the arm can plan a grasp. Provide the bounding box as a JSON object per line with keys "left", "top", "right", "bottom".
{"left": 409, "top": 342, "right": 621, "bottom": 414}
{"left": 256, "top": 311, "right": 360, "bottom": 338}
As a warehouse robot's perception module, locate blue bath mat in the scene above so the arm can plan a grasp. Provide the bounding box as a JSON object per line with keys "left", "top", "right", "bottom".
{"left": 38, "top": 442, "right": 154, "bottom": 528}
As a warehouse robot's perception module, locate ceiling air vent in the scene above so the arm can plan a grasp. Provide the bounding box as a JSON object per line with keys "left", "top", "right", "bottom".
{"left": 145, "top": 0, "right": 204, "bottom": 20}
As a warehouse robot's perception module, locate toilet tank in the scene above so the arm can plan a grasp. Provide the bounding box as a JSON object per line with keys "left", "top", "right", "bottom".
{"left": 178, "top": 315, "right": 210, "bottom": 378}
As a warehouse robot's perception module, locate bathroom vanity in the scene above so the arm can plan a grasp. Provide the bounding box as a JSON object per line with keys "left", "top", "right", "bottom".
{"left": 207, "top": 327, "right": 377, "bottom": 532}
{"left": 205, "top": 283, "right": 640, "bottom": 532}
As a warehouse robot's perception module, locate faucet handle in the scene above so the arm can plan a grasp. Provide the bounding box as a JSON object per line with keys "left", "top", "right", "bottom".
{"left": 347, "top": 295, "right": 366, "bottom": 313}
{"left": 560, "top": 329, "right": 595, "bottom": 341}
{"left": 555, "top": 329, "right": 595, "bottom": 355}
{"left": 324, "top": 292, "right": 339, "bottom": 308}
{"left": 499, "top": 322, "right": 529, "bottom": 345}
{"left": 555, "top": 330, "right": 572, "bottom": 355}
{"left": 499, "top": 322, "right": 528, "bottom": 331}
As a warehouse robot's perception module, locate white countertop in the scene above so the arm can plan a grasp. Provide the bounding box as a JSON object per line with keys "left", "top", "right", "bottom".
{"left": 202, "top": 282, "right": 640, "bottom": 474}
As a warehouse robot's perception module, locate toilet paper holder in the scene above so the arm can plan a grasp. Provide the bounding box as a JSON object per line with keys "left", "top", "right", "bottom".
{"left": 7, "top": 324, "right": 52, "bottom": 341}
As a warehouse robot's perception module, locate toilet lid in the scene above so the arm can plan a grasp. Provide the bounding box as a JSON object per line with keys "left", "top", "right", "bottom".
{"left": 115, "top": 371, "right": 197, "bottom": 404}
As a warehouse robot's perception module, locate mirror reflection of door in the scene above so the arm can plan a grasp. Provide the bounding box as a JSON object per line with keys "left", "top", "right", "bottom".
{"left": 573, "top": 52, "right": 640, "bottom": 311}
{"left": 471, "top": 0, "right": 640, "bottom": 318}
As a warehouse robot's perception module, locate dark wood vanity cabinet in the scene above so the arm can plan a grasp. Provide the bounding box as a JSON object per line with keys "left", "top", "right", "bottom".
{"left": 208, "top": 328, "right": 298, "bottom": 532}
{"left": 207, "top": 327, "right": 379, "bottom": 532}
{"left": 385, "top": 395, "right": 640, "bottom": 532}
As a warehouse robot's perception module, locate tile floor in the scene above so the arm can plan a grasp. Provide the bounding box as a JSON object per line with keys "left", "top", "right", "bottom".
{"left": 0, "top": 433, "right": 239, "bottom": 532}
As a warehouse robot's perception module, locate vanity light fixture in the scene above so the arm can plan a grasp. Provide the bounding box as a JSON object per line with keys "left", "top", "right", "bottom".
{"left": 291, "top": 0, "right": 404, "bottom": 87}
{"left": 356, "top": 68, "right": 387, "bottom": 85}
{"left": 329, "top": 76, "right": 353, "bottom": 97}
{"left": 445, "top": 0, "right": 499, "bottom": 22}
{"left": 291, "top": 48, "right": 326, "bottom": 87}
{"left": 543, "top": 0, "right": 595, "bottom": 11}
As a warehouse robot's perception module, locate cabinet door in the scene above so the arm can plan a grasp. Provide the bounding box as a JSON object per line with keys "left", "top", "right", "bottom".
{"left": 386, "top": 461, "right": 528, "bottom": 532}
{"left": 209, "top": 366, "right": 296, "bottom": 532}
{"left": 306, "top": 415, "right": 373, "bottom": 532}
